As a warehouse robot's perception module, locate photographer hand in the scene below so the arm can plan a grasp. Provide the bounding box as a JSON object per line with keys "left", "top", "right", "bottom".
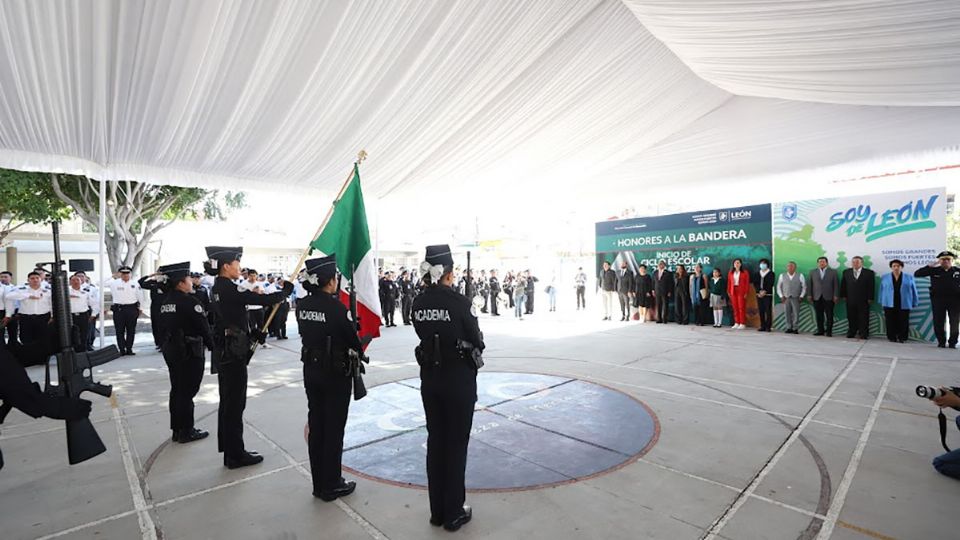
{"left": 934, "top": 388, "right": 960, "bottom": 409}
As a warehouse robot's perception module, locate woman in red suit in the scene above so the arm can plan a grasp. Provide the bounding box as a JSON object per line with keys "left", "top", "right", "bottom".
{"left": 726, "top": 259, "right": 749, "bottom": 329}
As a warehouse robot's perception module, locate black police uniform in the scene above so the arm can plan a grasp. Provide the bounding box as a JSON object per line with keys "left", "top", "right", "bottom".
{"left": 0, "top": 344, "right": 92, "bottom": 470}
{"left": 379, "top": 276, "right": 397, "bottom": 327}
{"left": 915, "top": 256, "right": 960, "bottom": 347}
{"left": 205, "top": 246, "right": 292, "bottom": 468}
{"left": 400, "top": 277, "right": 416, "bottom": 325}
{"left": 297, "top": 256, "right": 362, "bottom": 499}
{"left": 139, "top": 275, "right": 166, "bottom": 349}
{"left": 488, "top": 276, "right": 500, "bottom": 316}
{"left": 412, "top": 245, "right": 484, "bottom": 531}
{"left": 157, "top": 263, "right": 214, "bottom": 443}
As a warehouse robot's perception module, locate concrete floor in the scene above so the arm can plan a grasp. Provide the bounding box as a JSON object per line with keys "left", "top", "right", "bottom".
{"left": 1, "top": 304, "right": 958, "bottom": 540}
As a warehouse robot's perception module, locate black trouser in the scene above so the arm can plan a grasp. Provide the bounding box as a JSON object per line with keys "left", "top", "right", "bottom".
{"left": 303, "top": 361, "right": 352, "bottom": 494}
{"left": 87, "top": 318, "right": 98, "bottom": 349}
{"left": 674, "top": 294, "right": 689, "bottom": 324}
{"left": 150, "top": 301, "right": 161, "bottom": 347}
{"left": 217, "top": 350, "right": 249, "bottom": 457}
{"left": 655, "top": 293, "right": 670, "bottom": 322}
{"left": 270, "top": 302, "right": 289, "bottom": 338}
{"left": 18, "top": 314, "right": 49, "bottom": 345}
{"left": 846, "top": 300, "right": 870, "bottom": 338}
{"left": 884, "top": 308, "right": 910, "bottom": 342}
{"left": 71, "top": 311, "right": 91, "bottom": 353}
{"left": 489, "top": 292, "right": 499, "bottom": 316}
{"left": 576, "top": 286, "right": 585, "bottom": 309}
{"left": 525, "top": 292, "right": 534, "bottom": 314}
{"left": 384, "top": 300, "right": 395, "bottom": 325}
{"left": 247, "top": 310, "right": 265, "bottom": 343}
{"left": 112, "top": 304, "right": 138, "bottom": 353}
{"left": 162, "top": 340, "right": 205, "bottom": 433}
{"left": 813, "top": 298, "right": 834, "bottom": 334}
{"left": 694, "top": 301, "right": 709, "bottom": 326}
{"left": 931, "top": 297, "right": 960, "bottom": 346}
{"left": 757, "top": 296, "right": 773, "bottom": 330}
{"left": 402, "top": 295, "right": 413, "bottom": 323}
{"left": 618, "top": 292, "right": 630, "bottom": 319}
{"left": 420, "top": 363, "right": 477, "bottom": 523}
{"left": 481, "top": 293, "right": 488, "bottom": 313}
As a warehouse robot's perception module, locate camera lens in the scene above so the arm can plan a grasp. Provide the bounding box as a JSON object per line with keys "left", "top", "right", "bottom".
{"left": 916, "top": 385, "right": 937, "bottom": 399}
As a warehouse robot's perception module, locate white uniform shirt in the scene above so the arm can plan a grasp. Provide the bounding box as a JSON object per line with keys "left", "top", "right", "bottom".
{"left": 0, "top": 283, "right": 15, "bottom": 312}
{"left": 294, "top": 280, "right": 309, "bottom": 299}
{"left": 103, "top": 277, "right": 143, "bottom": 305}
{"left": 69, "top": 285, "right": 101, "bottom": 316}
{"left": 5, "top": 285, "right": 52, "bottom": 315}
{"left": 239, "top": 279, "right": 265, "bottom": 310}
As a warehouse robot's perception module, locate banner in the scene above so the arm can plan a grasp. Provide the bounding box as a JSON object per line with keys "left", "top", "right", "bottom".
{"left": 773, "top": 188, "right": 946, "bottom": 341}
{"left": 596, "top": 204, "right": 772, "bottom": 325}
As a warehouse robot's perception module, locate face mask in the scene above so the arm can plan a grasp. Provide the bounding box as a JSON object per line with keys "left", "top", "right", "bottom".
{"left": 760, "top": 263, "right": 768, "bottom": 270}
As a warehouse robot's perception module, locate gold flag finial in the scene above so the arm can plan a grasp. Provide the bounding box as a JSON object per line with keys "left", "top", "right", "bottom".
{"left": 356, "top": 150, "right": 368, "bottom": 164}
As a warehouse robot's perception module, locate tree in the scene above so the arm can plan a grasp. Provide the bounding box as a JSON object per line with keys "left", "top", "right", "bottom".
{"left": 0, "top": 169, "right": 72, "bottom": 246}
{"left": 948, "top": 212, "right": 960, "bottom": 254}
{"left": 49, "top": 174, "right": 246, "bottom": 272}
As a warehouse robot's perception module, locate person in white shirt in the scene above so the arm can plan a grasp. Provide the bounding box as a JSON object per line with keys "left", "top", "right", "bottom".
{"left": 103, "top": 266, "right": 143, "bottom": 355}
{"left": 0, "top": 270, "right": 18, "bottom": 345}
{"left": 3, "top": 271, "right": 53, "bottom": 345}
{"left": 239, "top": 268, "right": 269, "bottom": 348}
{"left": 79, "top": 272, "right": 101, "bottom": 349}
{"left": 68, "top": 272, "right": 100, "bottom": 352}
{"left": 777, "top": 261, "right": 806, "bottom": 334}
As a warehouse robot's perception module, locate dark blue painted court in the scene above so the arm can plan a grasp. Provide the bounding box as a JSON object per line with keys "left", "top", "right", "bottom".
{"left": 342, "top": 372, "right": 660, "bottom": 491}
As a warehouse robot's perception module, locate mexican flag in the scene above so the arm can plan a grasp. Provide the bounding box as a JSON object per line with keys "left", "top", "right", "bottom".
{"left": 310, "top": 164, "right": 381, "bottom": 346}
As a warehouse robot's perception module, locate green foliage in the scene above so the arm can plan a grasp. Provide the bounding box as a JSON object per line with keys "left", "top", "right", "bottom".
{"left": 0, "top": 169, "right": 72, "bottom": 227}
{"left": 948, "top": 212, "right": 960, "bottom": 253}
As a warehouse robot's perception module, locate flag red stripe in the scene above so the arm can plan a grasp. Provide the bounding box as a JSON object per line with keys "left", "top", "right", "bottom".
{"left": 338, "top": 290, "right": 381, "bottom": 350}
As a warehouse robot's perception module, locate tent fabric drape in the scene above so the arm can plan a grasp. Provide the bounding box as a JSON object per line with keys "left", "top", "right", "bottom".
{"left": 0, "top": 0, "right": 957, "bottom": 203}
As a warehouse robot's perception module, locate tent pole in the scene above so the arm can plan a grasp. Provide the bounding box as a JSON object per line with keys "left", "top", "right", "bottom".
{"left": 98, "top": 179, "right": 106, "bottom": 348}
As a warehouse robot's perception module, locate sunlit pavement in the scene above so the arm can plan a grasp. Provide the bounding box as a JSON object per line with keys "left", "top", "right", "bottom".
{"left": 2, "top": 300, "right": 959, "bottom": 540}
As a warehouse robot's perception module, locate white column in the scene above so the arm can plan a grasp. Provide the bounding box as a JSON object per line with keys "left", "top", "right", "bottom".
{"left": 98, "top": 179, "right": 106, "bottom": 348}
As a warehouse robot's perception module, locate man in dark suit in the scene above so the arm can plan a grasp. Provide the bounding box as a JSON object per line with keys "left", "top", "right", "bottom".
{"left": 653, "top": 260, "right": 674, "bottom": 324}
{"left": 808, "top": 256, "right": 839, "bottom": 336}
{"left": 616, "top": 262, "right": 635, "bottom": 321}
{"left": 839, "top": 256, "right": 876, "bottom": 339}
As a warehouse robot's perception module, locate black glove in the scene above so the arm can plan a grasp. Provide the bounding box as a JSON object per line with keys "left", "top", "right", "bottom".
{"left": 46, "top": 397, "right": 93, "bottom": 421}
{"left": 280, "top": 280, "right": 294, "bottom": 297}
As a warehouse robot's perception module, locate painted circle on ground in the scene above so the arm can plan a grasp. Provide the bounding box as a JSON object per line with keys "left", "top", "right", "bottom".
{"left": 342, "top": 372, "right": 660, "bottom": 492}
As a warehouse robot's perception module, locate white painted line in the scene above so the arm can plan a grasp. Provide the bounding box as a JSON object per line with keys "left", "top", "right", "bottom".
{"left": 552, "top": 371, "right": 863, "bottom": 433}
{"left": 637, "top": 458, "right": 827, "bottom": 521}
{"left": 245, "top": 420, "right": 390, "bottom": 540}
{"left": 816, "top": 357, "right": 898, "bottom": 540}
{"left": 34, "top": 510, "right": 140, "bottom": 540}
{"left": 110, "top": 394, "right": 158, "bottom": 540}
{"left": 701, "top": 353, "right": 863, "bottom": 540}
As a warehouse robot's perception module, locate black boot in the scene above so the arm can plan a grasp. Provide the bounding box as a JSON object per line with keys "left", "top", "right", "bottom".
{"left": 224, "top": 451, "right": 263, "bottom": 469}
{"left": 315, "top": 479, "right": 356, "bottom": 502}
{"left": 444, "top": 506, "right": 473, "bottom": 532}
{"left": 176, "top": 428, "right": 209, "bottom": 443}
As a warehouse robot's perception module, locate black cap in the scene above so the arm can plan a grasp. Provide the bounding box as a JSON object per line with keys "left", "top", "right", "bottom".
{"left": 305, "top": 255, "right": 338, "bottom": 282}
{"left": 425, "top": 245, "right": 454, "bottom": 268}
{"left": 158, "top": 262, "right": 191, "bottom": 283}
{"left": 205, "top": 246, "right": 243, "bottom": 263}
{"left": 938, "top": 251, "right": 956, "bottom": 259}
{"left": 190, "top": 271, "right": 202, "bottom": 278}
{"left": 118, "top": 265, "right": 133, "bottom": 273}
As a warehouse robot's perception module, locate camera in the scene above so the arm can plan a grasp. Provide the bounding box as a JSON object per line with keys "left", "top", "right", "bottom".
{"left": 916, "top": 386, "right": 960, "bottom": 399}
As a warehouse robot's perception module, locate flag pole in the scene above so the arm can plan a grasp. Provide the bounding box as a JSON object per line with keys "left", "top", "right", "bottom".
{"left": 256, "top": 150, "right": 368, "bottom": 344}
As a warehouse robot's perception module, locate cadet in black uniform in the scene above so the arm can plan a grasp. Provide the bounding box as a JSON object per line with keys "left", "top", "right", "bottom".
{"left": 204, "top": 246, "right": 293, "bottom": 469}
{"left": 400, "top": 270, "right": 416, "bottom": 325}
{"left": 380, "top": 272, "right": 398, "bottom": 327}
{"left": 139, "top": 271, "right": 166, "bottom": 351}
{"left": 297, "top": 255, "right": 362, "bottom": 500}
{"left": 156, "top": 262, "right": 214, "bottom": 443}
{"left": 412, "top": 244, "right": 484, "bottom": 532}
{"left": 0, "top": 344, "right": 92, "bottom": 470}
{"left": 488, "top": 270, "right": 501, "bottom": 316}
{"left": 915, "top": 251, "right": 960, "bottom": 348}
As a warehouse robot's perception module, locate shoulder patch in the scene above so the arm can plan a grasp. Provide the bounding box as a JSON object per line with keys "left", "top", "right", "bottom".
{"left": 470, "top": 306, "right": 478, "bottom": 317}
{"left": 194, "top": 304, "right": 203, "bottom": 313}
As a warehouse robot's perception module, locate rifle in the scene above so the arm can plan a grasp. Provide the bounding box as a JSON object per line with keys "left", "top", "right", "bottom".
{"left": 40, "top": 222, "right": 121, "bottom": 465}
{"left": 346, "top": 264, "right": 369, "bottom": 400}
{"left": 465, "top": 251, "right": 472, "bottom": 298}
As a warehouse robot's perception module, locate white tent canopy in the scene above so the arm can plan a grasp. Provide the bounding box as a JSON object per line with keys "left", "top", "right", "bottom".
{"left": 0, "top": 0, "right": 958, "bottom": 209}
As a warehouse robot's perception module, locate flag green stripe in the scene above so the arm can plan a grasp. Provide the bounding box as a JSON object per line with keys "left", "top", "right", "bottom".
{"left": 309, "top": 165, "right": 371, "bottom": 281}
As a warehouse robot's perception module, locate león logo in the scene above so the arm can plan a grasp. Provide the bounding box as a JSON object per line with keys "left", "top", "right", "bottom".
{"left": 826, "top": 195, "right": 938, "bottom": 242}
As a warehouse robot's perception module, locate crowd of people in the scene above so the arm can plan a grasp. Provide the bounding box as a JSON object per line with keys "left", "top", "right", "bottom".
{"left": 596, "top": 250, "right": 960, "bottom": 347}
